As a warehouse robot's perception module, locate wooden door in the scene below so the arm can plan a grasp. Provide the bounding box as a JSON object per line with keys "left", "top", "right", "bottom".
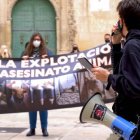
{"left": 12, "top": 0, "right": 56, "bottom": 57}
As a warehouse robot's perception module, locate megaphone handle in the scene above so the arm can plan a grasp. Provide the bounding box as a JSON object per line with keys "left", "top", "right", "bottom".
{"left": 106, "top": 82, "right": 111, "bottom": 90}
{"left": 106, "top": 74, "right": 112, "bottom": 90}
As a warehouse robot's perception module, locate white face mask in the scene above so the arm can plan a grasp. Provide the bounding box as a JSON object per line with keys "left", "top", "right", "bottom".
{"left": 33, "top": 40, "right": 41, "bottom": 47}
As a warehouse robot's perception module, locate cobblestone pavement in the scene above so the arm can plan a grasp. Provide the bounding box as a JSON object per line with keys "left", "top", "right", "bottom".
{"left": 56, "top": 92, "right": 80, "bottom": 105}
{"left": 0, "top": 103, "right": 119, "bottom": 140}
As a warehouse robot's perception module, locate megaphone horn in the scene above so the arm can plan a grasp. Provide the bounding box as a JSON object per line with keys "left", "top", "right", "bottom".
{"left": 80, "top": 92, "right": 138, "bottom": 140}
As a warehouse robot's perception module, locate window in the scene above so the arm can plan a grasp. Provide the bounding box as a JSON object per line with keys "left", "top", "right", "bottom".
{"left": 89, "top": 0, "right": 110, "bottom": 12}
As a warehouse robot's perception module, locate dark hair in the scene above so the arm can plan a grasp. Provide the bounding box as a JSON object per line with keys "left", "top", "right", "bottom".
{"left": 25, "top": 42, "right": 29, "bottom": 48}
{"left": 117, "top": 0, "right": 140, "bottom": 30}
{"left": 24, "top": 32, "right": 47, "bottom": 57}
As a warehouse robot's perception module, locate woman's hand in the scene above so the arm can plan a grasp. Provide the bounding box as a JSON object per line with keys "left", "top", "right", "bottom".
{"left": 22, "top": 55, "right": 29, "bottom": 60}
{"left": 91, "top": 66, "right": 110, "bottom": 82}
{"left": 42, "top": 54, "right": 47, "bottom": 58}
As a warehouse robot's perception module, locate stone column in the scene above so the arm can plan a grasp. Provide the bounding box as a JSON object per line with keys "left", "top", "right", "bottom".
{"left": 0, "top": 0, "right": 7, "bottom": 45}
{"left": 57, "top": 0, "right": 69, "bottom": 54}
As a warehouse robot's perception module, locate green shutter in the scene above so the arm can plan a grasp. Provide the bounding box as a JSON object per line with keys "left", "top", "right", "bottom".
{"left": 12, "top": 0, "right": 56, "bottom": 57}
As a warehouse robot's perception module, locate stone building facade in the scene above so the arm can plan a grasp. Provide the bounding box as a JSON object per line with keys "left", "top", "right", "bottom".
{"left": 0, "top": 0, "right": 120, "bottom": 56}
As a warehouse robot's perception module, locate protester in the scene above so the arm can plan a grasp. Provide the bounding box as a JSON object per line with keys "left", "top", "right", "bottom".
{"left": 0, "top": 45, "right": 11, "bottom": 106}
{"left": 71, "top": 43, "right": 80, "bottom": 53}
{"left": 0, "top": 45, "right": 11, "bottom": 58}
{"left": 97, "top": 33, "right": 111, "bottom": 47}
{"left": 91, "top": 0, "right": 140, "bottom": 139}
{"left": 104, "top": 33, "right": 111, "bottom": 43}
{"left": 22, "top": 32, "right": 50, "bottom": 137}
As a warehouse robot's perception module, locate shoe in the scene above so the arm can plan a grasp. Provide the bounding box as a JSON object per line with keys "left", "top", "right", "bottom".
{"left": 42, "top": 128, "right": 49, "bottom": 137}
{"left": 26, "top": 129, "right": 35, "bottom": 136}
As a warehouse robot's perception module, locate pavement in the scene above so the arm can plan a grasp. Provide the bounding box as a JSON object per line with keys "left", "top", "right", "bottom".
{"left": 0, "top": 103, "right": 119, "bottom": 140}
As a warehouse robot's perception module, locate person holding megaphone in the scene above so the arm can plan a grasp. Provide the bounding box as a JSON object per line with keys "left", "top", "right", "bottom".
{"left": 91, "top": 0, "right": 140, "bottom": 139}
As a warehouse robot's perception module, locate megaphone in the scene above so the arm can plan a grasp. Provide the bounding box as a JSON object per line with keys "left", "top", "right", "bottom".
{"left": 80, "top": 92, "right": 138, "bottom": 140}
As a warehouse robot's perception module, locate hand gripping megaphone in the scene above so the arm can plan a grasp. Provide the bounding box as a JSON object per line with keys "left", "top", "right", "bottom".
{"left": 80, "top": 92, "right": 138, "bottom": 140}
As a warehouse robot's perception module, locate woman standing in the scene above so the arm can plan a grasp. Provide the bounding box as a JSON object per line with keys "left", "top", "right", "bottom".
{"left": 22, "top": 32, "right": 49, "bottom": 137}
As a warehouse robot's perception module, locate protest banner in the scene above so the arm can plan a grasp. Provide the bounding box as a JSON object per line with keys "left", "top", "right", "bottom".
{"left": 0, "top": 44, "right": 115, "bottom": 113}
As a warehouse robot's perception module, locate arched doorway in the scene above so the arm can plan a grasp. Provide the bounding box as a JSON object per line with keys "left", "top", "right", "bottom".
{"left": 12, "top": 0, "right": 56, "bottom": 57}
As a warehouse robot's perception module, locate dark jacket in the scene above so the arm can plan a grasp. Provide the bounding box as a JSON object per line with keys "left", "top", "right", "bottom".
{"left": 111, "top": 44, "right": 123, "bottom": 74}
{"left": 108, "top": 29, "right": 140, "bottom": 117}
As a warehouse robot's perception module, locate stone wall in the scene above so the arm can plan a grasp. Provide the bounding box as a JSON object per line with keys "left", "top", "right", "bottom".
{"left": 74, "top": 0, "right": 121, "bottom": 50}
{"left": 0, "top": 0, "right": 121, "bottom": 54}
